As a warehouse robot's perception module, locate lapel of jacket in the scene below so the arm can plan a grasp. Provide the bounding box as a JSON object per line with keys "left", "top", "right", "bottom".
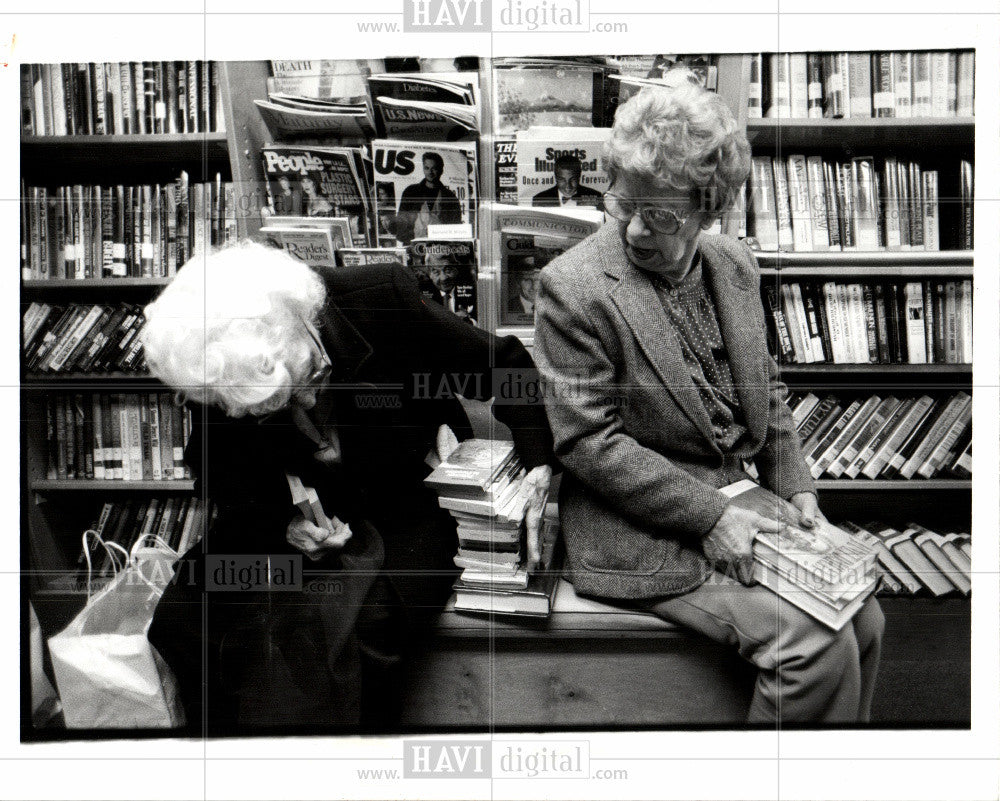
{"left": 601, "top": 224, "right": 718, "bottom": 446}
{"left": 700, "top": 236, "right": 769, "bottom": 444}
{"left": 311, "top": 299, "right": 375, "bottom": 428}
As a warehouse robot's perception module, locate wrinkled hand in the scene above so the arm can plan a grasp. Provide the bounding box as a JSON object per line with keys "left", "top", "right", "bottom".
{"left": 522, "top": 464, "right": 553, "bottom": 571}
{"left": 788, "top": 491, "right": 826, "bottom": 530}
{"left": 286, "top": 513, "right": 352, "bottom": 562}
{"left": 702, "top": 503, "right": 785, "bottom": 586}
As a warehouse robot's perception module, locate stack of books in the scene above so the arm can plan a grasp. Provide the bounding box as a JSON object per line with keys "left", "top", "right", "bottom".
{"left": 720, "top": 480, "right": 881, "bottom": 630}
{"left": 424, "top": 438, "right": 561, "bottom": 617}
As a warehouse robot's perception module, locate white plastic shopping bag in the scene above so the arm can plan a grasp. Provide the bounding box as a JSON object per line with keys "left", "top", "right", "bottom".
{"left": 48, "top": 533, "right": 186, "bottom": 729}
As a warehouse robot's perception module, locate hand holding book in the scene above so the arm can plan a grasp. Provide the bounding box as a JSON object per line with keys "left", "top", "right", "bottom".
{"left": 522, "top": 464, "right": 553, "bottom": 570}
{"left": 702, "top": 504, "right": 786, "bottom": 586}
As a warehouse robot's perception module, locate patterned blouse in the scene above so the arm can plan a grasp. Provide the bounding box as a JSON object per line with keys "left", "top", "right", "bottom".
{"left": 650, "top": 257, "right": 751, "bottom": 454}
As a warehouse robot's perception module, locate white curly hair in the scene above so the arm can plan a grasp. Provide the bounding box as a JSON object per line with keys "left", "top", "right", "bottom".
{"left": 604, "top": 79, "right": 751, "bottom": 216}
{"left": 140, "top": 242, "right": 327, "bottom": 418}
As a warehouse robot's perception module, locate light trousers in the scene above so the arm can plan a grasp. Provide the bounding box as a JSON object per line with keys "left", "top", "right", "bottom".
{"left": 646, "top": 573, "right": 885, "bottom": 723}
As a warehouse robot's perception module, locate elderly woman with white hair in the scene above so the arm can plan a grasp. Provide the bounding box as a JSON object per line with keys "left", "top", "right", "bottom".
{"left": 141, "top": 243, "right": 554, "bottom": 734}
{"left": 533, "top": 82, "right": 884, "bottom": 723}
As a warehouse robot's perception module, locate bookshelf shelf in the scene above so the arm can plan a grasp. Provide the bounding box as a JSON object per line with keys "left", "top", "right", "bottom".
{"left": 759, "top": 265, "right": 972, "bottom": 279}
{"left": 814, "top": 479, "right": 970, "bottom": 491}
{"left": 22, "top": 373, "right": 158, "bottom": 386}
{"left": 20, "top": 133, "right": 229, "bottom": 165}
{"left": 30, "top": 479, "right": 195, "bottom": 492}
{"left": 745, "top": 117, "right": 974, "bottom": 148}
{"left": 754, "top": 251, "right": 972, "bottom": 268}
{"left": 22, "top": 278, "right": 173, "bottom": 291}
{"left": 778, "top": 363, "right": 971, "bottom": 376}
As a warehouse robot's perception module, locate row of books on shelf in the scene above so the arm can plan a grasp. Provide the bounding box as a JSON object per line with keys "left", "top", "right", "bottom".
{"left": 48, "top": 497, "right": 215, "bottom": 592}
{"left": 20, "top": 61, "right": 225, "bottom": 137}
{"left": 20, "top": 174, "right": 237, "bottom": 281}
{"left": 423, "top": 438, "right": 561, "bottom": 617}
{"left": 24, "top": 303, "right": 148, "bottom": 375}
{"left": 42, "top": 392, "right": 192, "bottom": 482}
{"left": 763, "top": 279, "right": 972, "bottom": 366}
{"left": 784, "top": 390, "right": 971, "bottom": 481}
{"left": 748, "top": 51, "right": 974, "bottom": 120}
{"left": 849, "top": 521, "right": 971, "bottom": 598}
{"left": 748, "top": 155, "right": 974, "bottom": 252}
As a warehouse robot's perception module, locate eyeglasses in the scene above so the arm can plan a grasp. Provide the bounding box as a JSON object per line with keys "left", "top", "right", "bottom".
{"left": 603, "top": 192, "right": 693, "bottom": 235}
{"left": 301, "top": 319, "right": 332, "bottom": 389}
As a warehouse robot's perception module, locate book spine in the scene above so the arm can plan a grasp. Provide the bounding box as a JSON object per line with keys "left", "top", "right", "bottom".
{"left": 147, "top": 393, "right": 162, "bottom": 481}
{"left": 829, "top": 397, "right": 899, "bottom": 478}
{"left": 747, "top": 54, "right": 763, "bottom": 119}
{"left": 956, "top": 50, "right": 975, "bottom": 117}
{"left": 912, "top": 52, "right": 932, "bottom": 116}
{"left": 903, "top": 282, "right": 927, "bottom": 364}
{"left": 922, "top": 170, "right": 939, "bottom": 251}
{"left": 892, "top": 52, "right": 912, "bottom": 118}
{"left": 772, "top": 159, "right": 794, "bottom": 250}
{"left": 822, "top": 161, "right": 842, "bottom": 250}
{"left": 861, "top": 284, "right": 879, "bottom": 363}
{"left": 871, "top": 52, "right": 895, "bottom": 118}
{"left": 823, "top": 53, "right": 846, "bottom": 119}
{"left": 846, "top": 52, "right": 871, "bottom": 119}
{"left": 786, "top": 154, "right": 814, "bottom": 252}
{"left": 789, "top": 53, "right": 808, "bottom": 119}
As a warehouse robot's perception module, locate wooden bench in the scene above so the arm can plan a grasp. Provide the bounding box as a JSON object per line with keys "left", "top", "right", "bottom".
{"left": 401, "top": 584, "right": 971, "bottom": 729}
{"left": 401, "top": 579, "right": 755, "bottom": 729}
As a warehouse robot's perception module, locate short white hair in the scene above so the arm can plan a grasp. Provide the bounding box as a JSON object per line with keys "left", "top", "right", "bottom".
{"left": 604, "top": 81, "right": 751, "bottom": 215}
{"left": 140, "top": 242, "right": 326, "bottom": 418}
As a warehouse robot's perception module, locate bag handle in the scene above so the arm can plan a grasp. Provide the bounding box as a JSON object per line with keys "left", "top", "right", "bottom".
{"left": 81, "top": 529, "right": 130, "bottom": 600}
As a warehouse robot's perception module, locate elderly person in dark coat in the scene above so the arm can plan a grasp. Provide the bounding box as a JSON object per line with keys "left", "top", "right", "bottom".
{"left": 140, "top": 243, "right": 553, "bottom": 734}
{"left": 533, "top": 81, "right": 883, "bottom": 723}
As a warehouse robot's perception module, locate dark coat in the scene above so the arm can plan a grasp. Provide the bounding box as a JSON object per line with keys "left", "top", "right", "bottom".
{"left": 533, "top": 224, "right": 814, "bottom": 600}
{"left": 149, "top": 263, "right": 554, "bottom": 733}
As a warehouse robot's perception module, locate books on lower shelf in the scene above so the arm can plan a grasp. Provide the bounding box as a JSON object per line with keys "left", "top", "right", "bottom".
{"left": 720, "top": 479, "right": 880, "bottom": 631}
{"left": 46, "top": 496, "right": 215, "bottom": 593}
{"left": 748, "top": 51, "right": 974, "bottom": 120}
{"left": 42, "top": 392, "right": 192, "bottom": 482}
{"left": 842, "top": 521, "right": 971, "bottom": 597}
{"left": 20, "top": 173, "right": 236, "bottom": 281}
{"left": 763, "top": 279, "right": 972, "bottom": 365}
{"left": 784, "top": 390, "right": 971, "bottom": 481}
{"left": 20, "top": 61, "right": 225, "bottom": 136}
{"left": 748, "top": 155, "right": 973, "bottom": 252}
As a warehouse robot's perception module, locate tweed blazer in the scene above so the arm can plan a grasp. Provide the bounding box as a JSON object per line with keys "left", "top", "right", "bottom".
{"left": 533, "top": 223, "right": 815, "bottom": 600}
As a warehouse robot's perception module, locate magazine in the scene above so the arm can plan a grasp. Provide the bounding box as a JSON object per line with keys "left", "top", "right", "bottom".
{"left": 493, "top": 65, "right": 599, "bottom": 135}
{"left": 337, "top": 247, "right": 408, "bottom": 269}
{"left": 408, "top": 238, "right": 478, "bottom": 324}
{"left": 373, "top": 139, "right": 476, "bottom": 247}
{"left": 514, "top": 127, "right": 611, "bottom": 208}
{"left": 491, "top": 204, "right": 603, "bottom": 326}
{"left": 369, "top": 73, "right": 479, "bottom": 140}
{"left": 260, "top": 145, "right": 373, "bottom": 247}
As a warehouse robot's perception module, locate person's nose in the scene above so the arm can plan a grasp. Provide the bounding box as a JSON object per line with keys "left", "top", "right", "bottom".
{"left": 625, "top": 209, "right": 651, "bottom": 238}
